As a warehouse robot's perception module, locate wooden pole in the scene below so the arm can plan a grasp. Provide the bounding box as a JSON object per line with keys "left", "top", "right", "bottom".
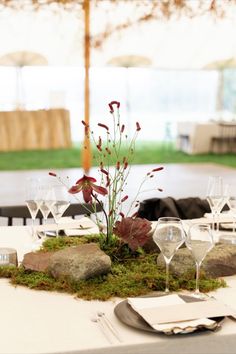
{"left": 82, "top": 0, "right": 91, "bottom": 173}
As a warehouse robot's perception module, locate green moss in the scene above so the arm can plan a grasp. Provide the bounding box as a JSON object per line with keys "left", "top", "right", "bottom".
{"left": 0, "top": 238, "right": 226, "bottom": 300}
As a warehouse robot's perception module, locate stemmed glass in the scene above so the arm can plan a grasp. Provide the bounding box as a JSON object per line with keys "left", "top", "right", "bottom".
{"left": 153, "top": 217, "right": 186, "bottom": 293}
{"left": 49, "top": 184, "right": 70, "bottom": 237}
{"left": 186, "top": 223, "right": 214, "bottom": 297}
{"left": 38, "top": 185, "right": 55, "bottom": 238}
{"left": 206, "top": 176, "right": 229, "bottom": 233}
{"left": 227, "top": 196, "right": 236, "bottom": 234}
{"left": 25, "top": 177, "right": 41, "bottom": 243}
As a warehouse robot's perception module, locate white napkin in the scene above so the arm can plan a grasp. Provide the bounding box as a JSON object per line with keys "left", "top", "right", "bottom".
{"left": 128, "top": 294, "right": 217, "bottom": 334}
{"left": 62, "top": 217, "right": 100, "bottom": 236}
{"left": 204, "top": 212, "right": 234, "bottom": 223}
{"left": 37, "top": 217, "right": 100, "bottom": 236}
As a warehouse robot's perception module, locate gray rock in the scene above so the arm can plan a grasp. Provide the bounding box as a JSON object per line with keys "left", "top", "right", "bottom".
{"left": 49, "top": 243, "right": 111, "bottom": 282}
{"left": 156, "top": 244, "right": 236, "bottom": 278}
{"left": 22, "top": 251, "right": 55, "bottom": 272}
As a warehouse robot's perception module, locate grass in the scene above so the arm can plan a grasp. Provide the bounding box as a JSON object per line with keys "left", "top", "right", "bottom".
{"left": 0, "top": 237, "right": 226, "bottom": 300}
{"left": 0, "top": 142, "right": 236, "bottom": 170}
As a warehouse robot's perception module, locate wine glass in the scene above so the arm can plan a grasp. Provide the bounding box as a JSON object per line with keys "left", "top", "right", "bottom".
{"left": 153, "top": 217, "right": 186, "bottom": 293}
{"left": 25, "top": 177, "right": 41, "bottom": 243}
{"left": 38, "top": 185, "right": 55, "bottom": 238}
{"left": 206, "top": 176, "right": 229, "bottom": 233}
{"left": 49, "top": 184, "right": 70, "bottom": 237}
{"left": 186, "top": 223, "right": 214, "bottom": 297}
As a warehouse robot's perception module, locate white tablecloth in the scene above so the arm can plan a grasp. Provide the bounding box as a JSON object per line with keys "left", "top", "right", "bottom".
{"left": 0, "top": 225, "right": 236, "bottom": 354}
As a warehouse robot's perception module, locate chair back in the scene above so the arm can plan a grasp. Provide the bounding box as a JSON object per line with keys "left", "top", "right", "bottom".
{"left": 0, "top": 203, "right": 103, "bottom": 226}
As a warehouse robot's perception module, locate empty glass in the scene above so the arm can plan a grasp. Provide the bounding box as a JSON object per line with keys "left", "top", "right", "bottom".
{"left": 49, "top": 184, "right": 70, "bottom": 237}
{"left": 153, "top": 217, "right": 186, "bottom": 293}
{"left": 186, "top": 223, "right": 214, "bottom": 297}
{"left": 37, "top": 184, "right": 55, "bottom": 238}
{"left": 25, "top": 177, "right": 41, "bottom": 242}
{"left": 228, "top": 196, "right": 236, "bottom": 233}
{"left": 206, "top": 176, "right": 229, "bottom": 232}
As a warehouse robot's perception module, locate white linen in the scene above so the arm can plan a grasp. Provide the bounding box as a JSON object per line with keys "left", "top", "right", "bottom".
{"left": 0, "top": 225, "right": 236, "bottom": 354}
{"left": 37, "top": 216, "right": 100, "bottom": 236}
{"left": 128, "top": 295, "right": 216, "bottom": 333}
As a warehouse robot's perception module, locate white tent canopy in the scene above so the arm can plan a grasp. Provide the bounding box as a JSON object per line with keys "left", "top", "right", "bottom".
{"left": 0, "top": 4, "right": 235, "bottom": 69}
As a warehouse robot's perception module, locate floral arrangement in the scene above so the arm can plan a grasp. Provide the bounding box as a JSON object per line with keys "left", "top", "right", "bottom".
{"left": 50, "top": 101, "right": 163, "bottom": 252}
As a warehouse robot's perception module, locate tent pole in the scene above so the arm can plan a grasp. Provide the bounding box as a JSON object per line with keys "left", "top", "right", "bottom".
{"left": 82, "top": 0, "right": 91, "bottom": 173}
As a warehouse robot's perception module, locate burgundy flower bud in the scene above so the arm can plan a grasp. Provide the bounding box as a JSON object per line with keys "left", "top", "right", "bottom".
{"left": 105, "top": 147, "right": 111, "bottom": 155}
{"left": 49, "top": 172, "right": 57, "bottom": 177}
{"left": 124, "top": 161, "right": 128, "bottom": 170}
{"left": 81, "top": 120, "right": 88, "bottom": 127}
{"left": 108, "top": 210, "right": 113, "bottom": 217}
{"left": 98, "top": 123, "right": 109, "bottom": 131}
{"left": 136, "top": 122, "right": 141, "bottom": 131}
{"left": 121, "top": 124, "right": 125, "bottom": 133}
{"left": 108, "top": 101, "right": 120, "bottom": 113}
{"left": 98, "top": 136, "right": 102, "bottom": 147}
{"left": 106, "top": 176, "right": 110, "bottom": 187}
{"left": 152, "top": 167, "right": 164, "bottom": 172}
{"left": 119, "top": 212, "right": 125, "bottom": 218}
{"left": 121, "top": 195, "right": 128, "bottom": 203}
{"left": 96, "top": 145, "right": 102, "bottom": 151}
{"left": 158, "top": 188, "right": 163, "bottom": 192}
{"left": 116, "top": 161, "right": 120, "bottom": 170}
{"left": 101, "top": 168, "right": 109, "bottom": 176}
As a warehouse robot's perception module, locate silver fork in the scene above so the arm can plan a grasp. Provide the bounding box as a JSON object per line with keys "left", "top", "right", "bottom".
{"left": 97, "top": 311, "right": 123, "bottom": 343}
{"left": 91, "top": 314, "right": 114, "bottom": 344}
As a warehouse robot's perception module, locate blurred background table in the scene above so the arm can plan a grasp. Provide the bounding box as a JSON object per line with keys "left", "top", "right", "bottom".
{"left": 176, "top": 121, "right": 236, "bottom": 154}
{"left": 0, "top": 108, "right": 72, "bottom": 151}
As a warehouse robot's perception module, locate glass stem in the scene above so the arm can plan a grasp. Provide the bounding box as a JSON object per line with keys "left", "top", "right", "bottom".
{"left": 32, "top": 217, "right": 36, "bottom": 241}
{"left": 55, "top": 221, "right": 59, "bottom": 238}
{"left": 216, "top": 212, "right": 220, "bottom": 233}
{"left": 195, "top": 262, "right": 201, "bottom": 294}
{"left": 212, "top": 211, "right": 215, "bottom": 231}
{"left": 43, "top": 218, "right": 47, "bottom": 238}
{"left": 165, "top": 260, "right": 170, "bottom": 293}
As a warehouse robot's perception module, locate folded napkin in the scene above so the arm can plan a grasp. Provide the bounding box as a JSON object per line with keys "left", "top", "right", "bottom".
{"left": 37, "top": 217, "right": 100, "bottom": 236}
{"left": 128, "top": 294, "right": 232, "bottom": 334}
{"left": 204, "top": 212, "right": 234, "bottom": 224}
{"left": 61, "top": 217, "right": 100, "bottom": 236}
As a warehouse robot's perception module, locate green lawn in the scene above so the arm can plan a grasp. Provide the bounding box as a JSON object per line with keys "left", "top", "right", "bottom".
{"left": 0, "top": 142, "right": 236, "bottom": 170}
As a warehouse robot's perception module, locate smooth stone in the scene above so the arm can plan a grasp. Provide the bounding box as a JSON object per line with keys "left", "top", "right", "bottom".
{"left": 156, "top": 244, "right": 236, "bottom": 278}
{"left": 22, "top": 251, "right": 55, "bottom": 272}
{"left": 49, "top": 243, "right": 111, "bottom": 281}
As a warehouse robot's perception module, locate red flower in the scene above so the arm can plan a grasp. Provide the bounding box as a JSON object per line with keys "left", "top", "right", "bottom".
{"left": 98, "top": 123, "right": 109, "bottom": 131}
{"left": 136, "top": 122, "right": 141, "bottom": 131}
{"left": 152, "top": 167, "right": 164, "bottom": 172}
{"left": 68, "top": 175, "right": 108, "bottom": 203}
{"left": 109, "top": 101, "right": 120, "bottom": 113}
{"left": 49, "top": 172, "right": 57, "bottom": 177}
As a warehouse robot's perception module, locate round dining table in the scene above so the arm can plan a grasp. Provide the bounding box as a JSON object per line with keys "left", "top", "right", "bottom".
{"left": 0, "top": 225, "right": 236, "bottom": 354}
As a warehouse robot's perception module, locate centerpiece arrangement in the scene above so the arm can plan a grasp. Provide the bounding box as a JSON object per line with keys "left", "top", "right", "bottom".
{"left": 0, "top": 101, "right": 226, "bottom": 299}
{"left": 50, "top": 100, "right": 164, "bottom": 253}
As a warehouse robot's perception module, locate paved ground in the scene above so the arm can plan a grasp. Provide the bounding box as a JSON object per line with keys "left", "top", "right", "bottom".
{"left": 1, "top": 163, "right": 236, "bottom": 225}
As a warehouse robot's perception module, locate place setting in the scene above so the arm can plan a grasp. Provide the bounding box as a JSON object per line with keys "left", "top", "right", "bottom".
{"left": 114, "top": 216, "right": 235, "bottom": 337}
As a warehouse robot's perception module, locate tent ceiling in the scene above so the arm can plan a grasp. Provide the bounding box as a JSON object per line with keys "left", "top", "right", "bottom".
{"left": 0, "top": 3, "right": 236, "bottom": 69}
